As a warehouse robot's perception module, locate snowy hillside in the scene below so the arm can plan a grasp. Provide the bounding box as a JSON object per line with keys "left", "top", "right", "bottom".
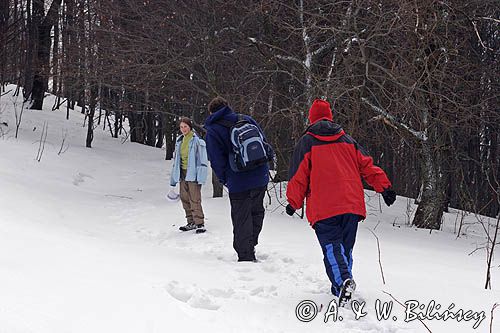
{"left": 0, "top": 85, "right": 498, "bottom": 333}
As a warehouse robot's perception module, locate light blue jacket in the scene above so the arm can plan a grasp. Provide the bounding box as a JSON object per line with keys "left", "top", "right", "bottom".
{"left": 170, "top": 131, "right": 208, "bottom": 186}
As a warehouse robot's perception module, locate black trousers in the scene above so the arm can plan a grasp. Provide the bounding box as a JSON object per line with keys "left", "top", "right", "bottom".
{"left": 229, "top": 186, "right": 266, "bottom": 261}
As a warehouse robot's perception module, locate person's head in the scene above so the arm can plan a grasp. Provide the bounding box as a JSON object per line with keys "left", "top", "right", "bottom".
{"left": 308, "top": 99, "right": 333, "bottom": 124}
{"left": 179, "top": 117, "right": 193, "bottom": 135}
{"left": 208, "top": 96, "right": 228, "bottom": 114}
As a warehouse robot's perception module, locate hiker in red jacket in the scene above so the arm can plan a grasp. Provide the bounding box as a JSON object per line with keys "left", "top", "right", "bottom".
{"left": 285, "top": 99, "right": 396, "bottom": 305}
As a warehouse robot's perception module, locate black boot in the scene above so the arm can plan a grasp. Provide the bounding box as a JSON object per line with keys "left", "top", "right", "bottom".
{"left": 179, "top": 222, "right": 196, "bottom": 231}
{"left": 195, "top": 224, "right": 206, "bottom": 234}
{"left": 338, "top": 278, "right": 356, "bottom": 307}
{"left": 237, "top": 249, "right": 256, "bottom": 262}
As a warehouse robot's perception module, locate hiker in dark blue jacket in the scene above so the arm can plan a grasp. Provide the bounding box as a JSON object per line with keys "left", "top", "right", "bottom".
{"left": 204, "top": 97, "right": 269, "bottom": 262}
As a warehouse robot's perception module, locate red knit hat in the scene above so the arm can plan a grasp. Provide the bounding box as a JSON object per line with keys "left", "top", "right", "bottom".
{"left": 308, "top": 99, "right": 332, "bottom": 124}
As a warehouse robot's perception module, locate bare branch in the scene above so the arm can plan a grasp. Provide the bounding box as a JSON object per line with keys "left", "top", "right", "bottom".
{"left": 361, "top": 97, "right": 428, "bottom": 141}
{"left": 382, "top": 291, "right": 433, "bottom": 333}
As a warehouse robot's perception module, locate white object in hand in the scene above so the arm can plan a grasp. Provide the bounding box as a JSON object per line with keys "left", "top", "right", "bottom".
{"left": 166, "top": 187, "right": 180, "bottom": 202}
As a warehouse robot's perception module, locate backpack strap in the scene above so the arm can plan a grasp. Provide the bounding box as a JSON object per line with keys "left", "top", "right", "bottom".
{"left": 215, "top": 119, "right": 235, "bottom": 128}
{"left": 238, "top": 114, "right": 252, "bottom": 125}
{"left": 216, "top": 113, "right": 248, "bottom": 128}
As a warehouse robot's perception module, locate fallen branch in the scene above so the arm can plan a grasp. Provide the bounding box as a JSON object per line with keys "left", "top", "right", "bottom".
{"left": 52, "top": 97, "right": 68, "bottom": 111}
{"left": 382, "top": 291, "right": 433, "bottom": 333}
{"left": 12, "top": 97, "right": 25, "bottom": 139}
{"left": 1, "top": 89, "right": 12, "bottom": 97}
{"left": 35, "top": 121, "right": 48, "bottom": 162}
{"left": 58, "top": 129, "right": 69, "bottom": 155}
{"left": 104, "top": 194, "right": 133, "bottom": 200}
{"left": 368, "top": 227, "right": 386, "bottom": 284}
{"left": 491, "top": 303, "right": 499, "bottom": 333}
{"left": 485, "top": 214, "right": 500, "bottom": 289}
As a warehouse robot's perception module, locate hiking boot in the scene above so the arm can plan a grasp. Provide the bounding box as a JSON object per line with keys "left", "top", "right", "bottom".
{"left": 179, "top": 222, "right": 196, "bottom": 231}
{"left": 338, "top": 278, "right": 356, "bottom": 307}
{"left": 237, "top": 249, "right": 256, "bottom": 262}
{"left": 195, "top": 224, "right": 206, "bottom": 234}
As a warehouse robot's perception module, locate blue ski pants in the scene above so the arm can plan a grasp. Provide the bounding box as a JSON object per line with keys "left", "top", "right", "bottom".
{"left": 314, "top": 213, "right": 361, "bottom": 296}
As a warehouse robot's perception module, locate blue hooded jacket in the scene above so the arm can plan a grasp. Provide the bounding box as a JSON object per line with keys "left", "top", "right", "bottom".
{"left": 204, "top": 106, "right": 269, "bottom": 193}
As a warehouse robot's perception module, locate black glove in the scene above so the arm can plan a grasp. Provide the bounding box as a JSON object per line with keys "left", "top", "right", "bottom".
{"left": 285, "top": 204, "right": 296, "bottom": 216}
{"left": 381, "top": 188, "right": 396, "bottom": 206}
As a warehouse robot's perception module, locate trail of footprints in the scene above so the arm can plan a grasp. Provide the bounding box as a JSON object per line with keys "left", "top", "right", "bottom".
{"left": 134, "top": 224, "right": 353, "bottom": 314}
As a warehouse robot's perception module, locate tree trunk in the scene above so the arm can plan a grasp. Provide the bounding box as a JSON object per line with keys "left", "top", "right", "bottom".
{"left": 86, "top": 106, "right": 95, "bottom": 148}
{"left": 145, "top": 111, "right": 155, "bottom": 146}
{"left": 31, "top": 0, "right": 63, "bottom": 110}
{"left": 156, "top": 113, "right": 165, "bottom": 148}
{"left": 0, "top": 0, "right": 8, "bottom": 88}
{"left": 85, "top": 84, "right": 98, "bottom": 148}
{"left": 113, "top": 111, "right": 120, "bottom": 138}
{"left": 129, "top": 111, "right": 138, "bottom": 142}
{"left": 165, "top": 114, "right": 176, "bottom": 160}
{"left": 30, "top": 24, "right": 51, "bottom": 109}
{"left": 23, "top": 0, "right": 35, "bottom": 99}
{"left": 413, "top": 141, "right": 444, "bottom": 229}
{"left": 51, "top": 11, "right": 59, "bottom": 94}
{"left": 212, "top": 170, "right": 223, "bottom": 198}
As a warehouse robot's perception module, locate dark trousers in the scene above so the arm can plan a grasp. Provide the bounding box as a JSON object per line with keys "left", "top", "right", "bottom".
{"left": 314, "top": 213, "right": 360, "bottom": 296}
{"left": 229, "top": 186, "right": 266, "bottom": 261}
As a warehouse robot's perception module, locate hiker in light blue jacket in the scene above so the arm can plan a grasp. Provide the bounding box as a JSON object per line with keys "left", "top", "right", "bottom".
{"left": 170, "top": 117, "right": 208, "bottom": 233}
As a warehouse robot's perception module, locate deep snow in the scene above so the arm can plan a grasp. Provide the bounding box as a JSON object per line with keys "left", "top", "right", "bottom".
{"left": 0, "top": 85, "right": 498, "bottom": 333}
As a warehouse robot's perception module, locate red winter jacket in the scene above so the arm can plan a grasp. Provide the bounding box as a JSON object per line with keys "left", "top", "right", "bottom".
{"left": 286, "top": 120, "right": 392, "bottom": 226}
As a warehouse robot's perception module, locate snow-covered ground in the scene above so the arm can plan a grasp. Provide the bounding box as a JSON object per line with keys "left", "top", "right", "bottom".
{"left": 0, "top": 85, "right": 498, "bottom": 332}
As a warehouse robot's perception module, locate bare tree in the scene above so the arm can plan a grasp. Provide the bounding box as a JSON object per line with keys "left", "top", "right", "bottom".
{"left": 30, "top": 0, "right": 63, "bottom": 110}
{"left": 1, "top": 0, "right": 498, "bottom": 225}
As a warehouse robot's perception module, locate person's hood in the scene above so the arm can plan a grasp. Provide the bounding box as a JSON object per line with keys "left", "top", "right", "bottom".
{"left": 204, "top": 106, "right": 234, "bottom": 126}
{"left": 306, "top": 119, "right": 344, "bottom": 142}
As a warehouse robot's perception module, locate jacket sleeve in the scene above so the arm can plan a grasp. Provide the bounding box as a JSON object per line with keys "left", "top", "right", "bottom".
{"left": 205, "top": 128, "right": 228, "bottom": 185}
{"left": 354, "top": 140, "right": 392, "bottom": 193}
{"left": 170, "top": 139, "right": 181, "bottom": 186}
{"left": 196, "top": 139, "right": 209, "bottom": 185}
{"left": 286, "top": 135, "right": 312, "bottom": 210}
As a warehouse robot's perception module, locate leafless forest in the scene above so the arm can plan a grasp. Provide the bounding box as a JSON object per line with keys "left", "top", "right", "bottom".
{"left": 0, "top": 0, "right": 498, "bottom": 230}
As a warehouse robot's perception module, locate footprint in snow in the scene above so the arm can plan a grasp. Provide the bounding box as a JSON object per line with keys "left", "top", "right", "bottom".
{"left": 249, "top": 285, "right": 278, "bottom": 297}
{"left": 261, "top": 262, "right": 280, "bottom": 273}
{"left": 165, "top": 281, "right": 194, "bottom": 302}
{"left": 72, "top": 172, "right": 93, "bottom": 186}
{"left": 188, "top": 293, "right": 221, "bottom": 310}
{"left": 207, "top": 288, "right": 235, "bottom": 298}
{"left": 339, "top": 308, "right": 405, "bottom": 333}
{"left": 164, "top": 281, "right": 221, "bottom": 310}
{"left": 236, "top": 266, "right": 252, "bottom": 273}
{"left": 281, "top": 256, "right": 295, "bottom": 264}
{"left": 216, "top": 253, "right": 236, "bottom": 262}
{"left": 238, "top": 275, "right": 255, "bottom": 282}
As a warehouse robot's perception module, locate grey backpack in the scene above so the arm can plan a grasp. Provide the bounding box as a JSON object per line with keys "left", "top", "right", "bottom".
{"left": 217, "top": 115, "right": 274, "bottom": 172}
